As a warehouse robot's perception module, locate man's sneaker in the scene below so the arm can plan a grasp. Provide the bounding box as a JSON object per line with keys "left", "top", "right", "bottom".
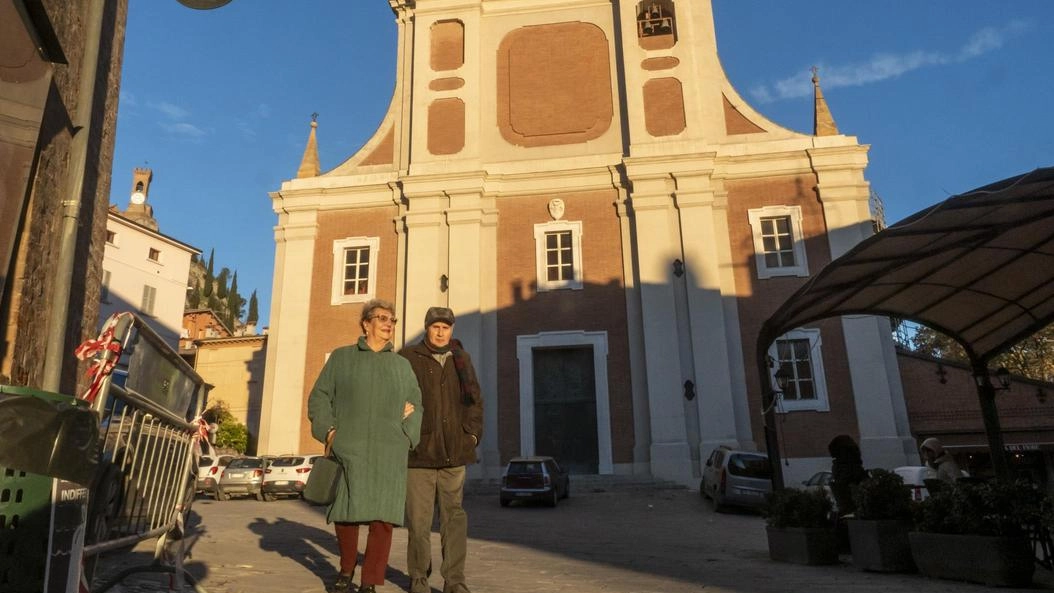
{"left": 359, "top": 586, "right": 377, "bottom": 593}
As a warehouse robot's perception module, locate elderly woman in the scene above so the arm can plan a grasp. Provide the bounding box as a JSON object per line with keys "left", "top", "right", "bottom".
{"left": 308, "top": 299, "right": 422, "bottom": 593}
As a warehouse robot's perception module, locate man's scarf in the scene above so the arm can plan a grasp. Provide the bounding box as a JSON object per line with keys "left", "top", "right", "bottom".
{"left": 450, "top": 339, "right": 479, "bottom": 406}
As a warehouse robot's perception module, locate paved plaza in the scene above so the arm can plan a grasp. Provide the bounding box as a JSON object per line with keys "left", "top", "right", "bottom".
{"left": 98, "top": 483, "right": 1054, "bottom": 593}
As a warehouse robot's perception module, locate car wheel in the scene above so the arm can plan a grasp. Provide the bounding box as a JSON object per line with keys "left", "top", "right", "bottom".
{"left": 562, "top": 482, "right": 570, "bottom": 499}
{"left": 712, "top": 495, "right": 727, "bottom": 513}
{"left": 700, "top": 479, "right": 709, "bottom": 499}
{"left": 547, "top": 489, "right": 558, "bottom": 508}
{"left": 214, "top": 488, "right": 224, "bottom": 502}
{"left": 499, "top": 498, "right": 510, "bottom": 507}
{"left": 263, "top": 492, "right": 276, "bottom": 502}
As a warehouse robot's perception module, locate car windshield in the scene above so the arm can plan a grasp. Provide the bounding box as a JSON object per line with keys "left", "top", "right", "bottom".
{"left": 727, "top": 454, "right": 771, "bottom": 478}
{"left": 227, "top": 458, "right": 263, "bottom": 469}
{"left": 199, "top": 457, "right": 214, "bottom": 467}
{"left": 271, "top": 457, "right": 305, "bottom": 467}
{"left": 508, "top": 462, "right": 542, "bottom": 475}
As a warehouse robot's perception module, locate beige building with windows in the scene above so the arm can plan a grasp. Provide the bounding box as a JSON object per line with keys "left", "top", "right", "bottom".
{"left": 259, "top": 0, "right": 916, "bottom": 484}
{"left": 101, "top": 169, "right": 199, "bottom": 348}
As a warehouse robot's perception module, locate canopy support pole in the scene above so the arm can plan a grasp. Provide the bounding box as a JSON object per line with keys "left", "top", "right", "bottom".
{"left": 757, "top": 348, "right": 785, "bottom": 490}
{"left": 971, "top": 361, "right": 1010, "bottom": 481}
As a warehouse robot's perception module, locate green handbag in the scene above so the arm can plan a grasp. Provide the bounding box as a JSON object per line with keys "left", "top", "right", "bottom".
{"left": 303, "top": 441, "right": 343, "bottom": 506}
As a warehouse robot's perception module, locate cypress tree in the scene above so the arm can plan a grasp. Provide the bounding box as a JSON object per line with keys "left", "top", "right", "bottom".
{"left": 247, "top": 290, "right": 259, "bottom": 325}
{"left": 217, "top": 268, "right": 230, "bottom": 299}
{"left": 187, "top": 280, "right": 201, "bottom": 308}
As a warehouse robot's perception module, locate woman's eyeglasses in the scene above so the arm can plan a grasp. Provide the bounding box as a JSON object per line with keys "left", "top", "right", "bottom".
{"left": 370, "top": 314, "right": 398, "bottom": 324}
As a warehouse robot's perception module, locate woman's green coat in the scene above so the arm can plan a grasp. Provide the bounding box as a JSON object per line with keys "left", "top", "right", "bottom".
{"left": 308, "top": 337, "right": 422, "bottom": 525}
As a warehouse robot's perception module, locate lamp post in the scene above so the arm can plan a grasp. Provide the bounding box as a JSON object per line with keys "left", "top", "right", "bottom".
{"left": 972, "top": 363, "right": 1011, "bottom": 480}
{"left": 177, "top": 0, "right": 233, "bottom": 8}
{"left": 759, "top": 353, "right": 791, "bottom": 490}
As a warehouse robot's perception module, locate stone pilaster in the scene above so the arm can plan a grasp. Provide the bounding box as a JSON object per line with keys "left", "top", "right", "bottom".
{"left": 810, "top": 146, "right": 915, "bottom": 468}
{"left": 258, "top": 209, "right": 318, "bottom": 454}
{"left": 625, "top": 164, "right": 692, "bottom": 484}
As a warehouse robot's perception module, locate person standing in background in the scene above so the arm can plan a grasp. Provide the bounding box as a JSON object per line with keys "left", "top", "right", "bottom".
{"left": 920, "top": 437, "right": 962, "bottom": 484}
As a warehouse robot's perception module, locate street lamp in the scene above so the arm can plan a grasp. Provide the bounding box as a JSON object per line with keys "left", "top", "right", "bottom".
{"left": 774, "top": 366, "right": 791, "bottom": 393}
{"left": 975, "top": 366, "right": 1012, "bottom": 391}
{"left": 177, "top": 0, "right": 233, "bottom": 9}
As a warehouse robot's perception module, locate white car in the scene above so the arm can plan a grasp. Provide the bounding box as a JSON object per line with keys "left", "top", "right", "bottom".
{"left": 893, "top": 466, "right": 932, "bottom": 501}
{"left": 262, "top": 454, "right": 324, "bottom": 501}
{"left": 196, "top": 454, "right": 234, "bottom": 494}
{"left": 801, "top": 470, "right": 836, "bottom": 512}
{"left": 893, "top": 465, "right": 970, "bottom": 501}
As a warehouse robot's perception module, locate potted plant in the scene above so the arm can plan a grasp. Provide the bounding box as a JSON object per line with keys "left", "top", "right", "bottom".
{"left": 847, "top": 469, "right": 916, "bottom": 572}
{"left": 909, "top": 479, "right": 1043, "bottom": 587}
{"left": 764, "top": 487, "right": 838, "bottom": 565}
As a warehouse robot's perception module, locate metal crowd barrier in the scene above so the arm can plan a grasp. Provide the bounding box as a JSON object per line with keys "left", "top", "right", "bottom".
{"left": 80, "top": 312, "right": 210, "bottom": 593}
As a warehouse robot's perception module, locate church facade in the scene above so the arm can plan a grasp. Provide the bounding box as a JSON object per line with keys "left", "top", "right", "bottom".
{"left": 259, "top": 0, "right": 917, "bottom": 484}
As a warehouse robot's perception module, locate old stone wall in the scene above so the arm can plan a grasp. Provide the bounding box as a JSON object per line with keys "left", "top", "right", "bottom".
{"left": 1, "top": 0, "right": 127, "bottom": 394}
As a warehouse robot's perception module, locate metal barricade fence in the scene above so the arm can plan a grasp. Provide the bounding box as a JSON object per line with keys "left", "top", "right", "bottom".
{"left": 80, "top": 313, "right": 209, "bottom": 593}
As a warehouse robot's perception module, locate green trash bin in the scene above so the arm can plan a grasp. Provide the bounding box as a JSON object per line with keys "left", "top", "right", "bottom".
{"left": 0, "top": 385, "right": 97, "bottom": 593}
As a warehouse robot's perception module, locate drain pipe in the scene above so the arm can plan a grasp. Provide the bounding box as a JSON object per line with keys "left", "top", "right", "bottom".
{"left": 42, "top": 0, "right": 107, "bottom": 392}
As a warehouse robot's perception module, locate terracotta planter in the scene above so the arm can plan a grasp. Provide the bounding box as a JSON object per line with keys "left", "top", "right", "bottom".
{"left": 848, "top": 519, "right": 915, "bottom": 572}
{"left": 908, "top": 531, "right": 1034, "bottom": 587}
{"left": 766, "top": 526, "right": 839, "bottom": 565}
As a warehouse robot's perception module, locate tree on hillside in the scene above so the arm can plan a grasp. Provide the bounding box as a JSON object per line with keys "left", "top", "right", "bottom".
{"left": 216, "top": 268, "right": 230, "bottom": 299}
{"left": 247, "top": 290, "right": 259, "bottom": 325}
{"left": 229, "top": 271, "right": 244, "bottom": 320}
{"left": 187, "top": 279, "right": 201, "bottom": 308}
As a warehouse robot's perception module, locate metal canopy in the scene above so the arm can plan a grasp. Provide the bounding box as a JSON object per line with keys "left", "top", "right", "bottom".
{"left": 756, "top": 166, "right": 1054, "bottom": 487}
{"left": 760, "top": 166, "right": 1054, "bottom": 364}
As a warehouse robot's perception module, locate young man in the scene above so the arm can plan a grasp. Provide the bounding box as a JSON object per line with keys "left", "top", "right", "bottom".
{"left": 399, "top": 307, "right": 483, "bottom": 593}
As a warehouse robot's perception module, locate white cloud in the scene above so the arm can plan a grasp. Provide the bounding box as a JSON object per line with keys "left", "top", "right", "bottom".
{"left": 750, "top": 20, "right": 1031, "bottom": 103}
{"left": 150, "top": 101, "right": 191, "bottom": 120}
{"left": 256, "top": 104, "right": 272, "bottom": 118}
{"left": 119, "top": 91, "right": 138, "bottom": 107}
{"left": 237, "top": 120, "right": 257, "bottom": 138}
{"left": 161, "top": 122, "right": 207, "bottom": 139}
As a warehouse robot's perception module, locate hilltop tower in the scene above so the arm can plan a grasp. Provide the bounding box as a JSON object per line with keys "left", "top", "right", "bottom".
{"left": 123, "top": 167, "right": 159, "bottom": 231}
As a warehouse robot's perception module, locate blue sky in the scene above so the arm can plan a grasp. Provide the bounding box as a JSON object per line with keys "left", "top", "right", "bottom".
{"left": 111, "top": 1, "right": 1054, "bottom": 328}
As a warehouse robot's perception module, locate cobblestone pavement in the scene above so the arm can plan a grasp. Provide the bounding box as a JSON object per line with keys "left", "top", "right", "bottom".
{"left": 94, "top": 485, "right": 1054, "bottom": 593}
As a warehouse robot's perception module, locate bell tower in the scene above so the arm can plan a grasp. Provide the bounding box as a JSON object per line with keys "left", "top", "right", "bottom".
{"left": 123, "top": 167, "right": 159, "bottom": 231}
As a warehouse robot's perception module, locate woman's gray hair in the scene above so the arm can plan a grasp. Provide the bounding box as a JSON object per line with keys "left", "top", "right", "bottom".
{"left": 360, "top": 298, "right": 395, "bottom": 327}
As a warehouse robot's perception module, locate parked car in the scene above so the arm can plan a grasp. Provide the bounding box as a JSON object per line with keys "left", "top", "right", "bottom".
{"left": 197, "top": 454, "right": 234, "bottom": 494}
{"left": 801, "top": 469, "right": 837, "bottom": 512}
{"left": 216, "top": 456, "right": 267, "bottom": 501}
{"left": 700, "top": 446, "right": 772, "bottom": 512}
{"left": 262, "top": 454, "right": 322, "bottom": 501}
{"left": 500, "top": 456, "right": 570, "bottom": 507}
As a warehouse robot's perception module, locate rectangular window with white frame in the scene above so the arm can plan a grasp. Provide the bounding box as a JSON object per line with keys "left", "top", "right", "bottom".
{"left": 768, "top": 328, "right": 829, "bottom": 412}
{"left": 331, "top": 237, "right": 379, "bottom": 305}
{"left": 747, "top": 205, "right": 809, "bottom": 279}
{"left": 534, "top": 220, "right": 583, "bottom": 291}
{"left": 141, "top": 284, "right": 157, "bottom": 316}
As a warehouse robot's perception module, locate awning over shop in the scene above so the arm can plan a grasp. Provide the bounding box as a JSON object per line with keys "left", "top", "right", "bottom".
{"left": 757, "top": 167, "right": 1054, "bottom": 486}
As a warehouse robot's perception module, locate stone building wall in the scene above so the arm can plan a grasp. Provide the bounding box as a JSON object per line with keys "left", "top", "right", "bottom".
{"left": 0, "top": 0, "right": 128, "bottom": 393}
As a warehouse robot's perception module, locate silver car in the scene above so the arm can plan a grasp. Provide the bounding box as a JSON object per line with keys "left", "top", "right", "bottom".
{"left": 216, "top": 456, "right": 266, "bottom": 501}
{"left": 700, "top": 446, "right": 772, "bottom": 512}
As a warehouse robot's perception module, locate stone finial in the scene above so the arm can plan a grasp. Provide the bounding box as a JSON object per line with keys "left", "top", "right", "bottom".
{"left": 297, "top": 115, "right": 321, "bottom": 178}
{"left": 812, "top": 67, "right": 839, "bottom": 137}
